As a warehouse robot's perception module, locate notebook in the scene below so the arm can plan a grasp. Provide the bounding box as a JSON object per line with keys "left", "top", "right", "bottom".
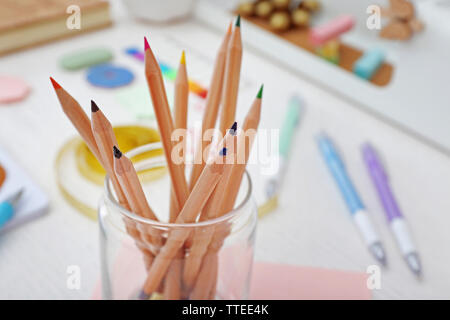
{"left": 0, "top": 0, "right": 111, "bottom": 56}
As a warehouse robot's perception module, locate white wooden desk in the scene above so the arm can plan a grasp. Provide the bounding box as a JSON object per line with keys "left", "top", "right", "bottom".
{"left": 0, "top": 2, "right": 449, "bottom": 299}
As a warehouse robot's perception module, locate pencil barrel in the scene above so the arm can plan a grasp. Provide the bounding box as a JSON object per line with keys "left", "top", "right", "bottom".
{"left": 98, "top": 150, "right": 256, "bottom": 300}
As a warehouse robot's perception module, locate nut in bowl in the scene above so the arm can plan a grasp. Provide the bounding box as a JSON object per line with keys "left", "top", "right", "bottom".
{"left": 237, "top": 0, "right": 322, "bottom": 33}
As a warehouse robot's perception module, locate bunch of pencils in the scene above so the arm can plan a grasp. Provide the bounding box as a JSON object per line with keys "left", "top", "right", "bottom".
{"left": 50, "top": 16, "right": 263, "bottom": 300}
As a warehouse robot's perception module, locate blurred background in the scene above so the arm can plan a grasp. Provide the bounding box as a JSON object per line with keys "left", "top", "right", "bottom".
{"left": 0, "top": 0, "right": 449, "bottom": 299}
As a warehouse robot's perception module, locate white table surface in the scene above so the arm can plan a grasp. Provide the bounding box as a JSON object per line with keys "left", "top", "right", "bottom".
{"left": 1, "top": 2, "right": 450, "bottom": 299}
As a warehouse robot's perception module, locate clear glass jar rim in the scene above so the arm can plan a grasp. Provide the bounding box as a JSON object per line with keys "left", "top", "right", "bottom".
{"left": 103, "top": 143, "right": 253, "bottom": 228}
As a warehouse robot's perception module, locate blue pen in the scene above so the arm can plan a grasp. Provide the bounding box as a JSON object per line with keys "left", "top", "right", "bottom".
{"left": 317, "top": 134, "right": 386, "bottom": 265}
{"left": 0, "top": 189, "right": 23, "bottom": 228}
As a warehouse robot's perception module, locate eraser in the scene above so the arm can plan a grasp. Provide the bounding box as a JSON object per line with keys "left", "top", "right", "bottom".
{"left": 316, "top": 39, "right": 340, "bottom": 64}
{"left": 60, "top": 47, "right": 113, "bottom": 70}
{"left": 310, "top": 15, "right": 355, "bottom": 46}
{"left": 353, "top": 49, "right": 385, "bottom": 80}
{"left": 0, "top": 76, "right": 30, "bottom": 103}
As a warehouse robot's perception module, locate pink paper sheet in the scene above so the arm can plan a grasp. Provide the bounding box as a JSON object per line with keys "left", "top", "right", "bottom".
{"left": 249, "top": 262, "right": 371, "bottom": 300}
{"left": 92, "top": 261, "right": 371, "bottom": 300}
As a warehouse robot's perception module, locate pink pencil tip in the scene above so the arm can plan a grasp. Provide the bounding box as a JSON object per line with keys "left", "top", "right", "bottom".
{"left": 50, "top": 77, "right": 61, "bottom": 90}
{"left": 144, "top": 37, "right": 150, "bottom": 51}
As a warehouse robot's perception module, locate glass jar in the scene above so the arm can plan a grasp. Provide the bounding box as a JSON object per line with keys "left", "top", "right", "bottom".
{"left": 98, "top": 143, "right": 257, "bottom": 300}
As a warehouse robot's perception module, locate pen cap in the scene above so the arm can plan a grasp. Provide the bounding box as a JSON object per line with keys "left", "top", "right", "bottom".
{"left": 362, "top": 143, "right": 388, "bottom": 181}
{"left": 279, "top": 96, "right": 302, "bottom": 157}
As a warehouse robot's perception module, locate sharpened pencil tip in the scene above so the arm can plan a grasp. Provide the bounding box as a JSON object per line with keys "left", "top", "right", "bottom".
{"left": 50, "top": 77, "right": 61, "bottom": 90}
{"left": 235, "top": 15, "right": 241, "bottom": 27}
{"left": 91, "top": 100, "right": 99, "bottom": 113}
{"left": 113, "top": 146, "right": 122, "bottom": 159}
{"left": 229, "top": 121, "right": 237, "bottom": 135}
{"left": 219, "top": 147, "right": 227, "bottom": 156}
{"left": 144, "top": 37, "right": 150, "bottom": 51}
{"left": 257, "top": 84, "right": 264, "bottom": 99}
{"left": 227, "top": 21, "right": 232, "bottom": 34}
{"left": 180, "top": 50, "right": 186, "bottom": 65}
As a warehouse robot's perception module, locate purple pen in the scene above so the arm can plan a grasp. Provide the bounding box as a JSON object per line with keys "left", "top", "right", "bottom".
{"left": 362, "top": 143, "right": 421, "bottom": 277}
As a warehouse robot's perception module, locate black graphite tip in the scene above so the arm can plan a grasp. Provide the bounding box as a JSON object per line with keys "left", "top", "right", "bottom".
{"left": 113, "top": 146, "right": 122, "bottom": 159}
{"left": 91, "top": 100, "right": 99, "bottom": 112}
{"left": 219, "top": 147, "right": 227, "bottom": 156}
{"left": 229, "top": 121, "right": 237, "bottom": 135}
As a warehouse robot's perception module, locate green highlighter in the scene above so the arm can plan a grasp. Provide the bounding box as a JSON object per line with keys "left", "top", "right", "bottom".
{"left": 279, "top": 96, "right": 302, "bottom": 159}
{"left": 260, "top": 95, "right": 302, "bottom": 217}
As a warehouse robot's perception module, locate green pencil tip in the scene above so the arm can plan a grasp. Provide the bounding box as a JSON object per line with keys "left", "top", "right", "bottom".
{"left": 236, "top": 15, "right": 241, "bottom": 27}
{"left": 257, "top": 84, "right": 264, "bottom": 99}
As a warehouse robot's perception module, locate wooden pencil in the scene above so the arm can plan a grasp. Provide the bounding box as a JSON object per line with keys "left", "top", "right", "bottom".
{"left": 165, "top": 51, "right": 189, "bottom": 300}
{"left": 189, "top": 253, "right": 218, "bottom": 300}
{"left": 50, "top": 79, "right": 155, "bottom": 268}
{"left": 144, "top": 37, "right": 189, "bottom": 211}
{"left": 50, "top": 77, "right": 102, "bottom": 162}
{"left": 91, "top": 100, "right": 130, "bottom": 210}
{"left": 113, "top": 146, "right": 162, "bottom": 248}
{"left": 113, "top": 146, "right": 159, "bottom": 221}
{"left": 182, "top": 156, "right": 236, "bottom": 290}
{"left": 223, "top": 85, "right": 262, "bottom": 211}
{"left": 141, "top": 151, "right": 226, "bottom": 296}
{"left": 174, "top": 50, "right": 189, "bottom": 139}
{"left": 169, "top": 50, "right": 189, "bottom": 223}
{"left": 163, "top": 250, "right": 183, "bottom": 300}
{"left": 182, "top": 123, "right": 238, "bottom": 290}
{"left": 141, "top": 129, "right": 236, "bottom": 296}
{"left": 190, "top": 86, "right": 263, "bottom": 298}
{"left": 207, "top": 262, "right": 219, "bottom": 299}
{"left": 91, "top": 100, "right": 156, "bottom": 267}
{"left": 219, "top": 16, "right": 243, "bottom": 135}
{"left": 189, "top": 23, "right": 232, "bottom": 190}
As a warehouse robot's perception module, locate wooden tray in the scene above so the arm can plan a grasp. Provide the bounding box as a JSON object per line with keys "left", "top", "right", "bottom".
{"left": 242, "top": 15, "right": 394, "bottom": 87}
